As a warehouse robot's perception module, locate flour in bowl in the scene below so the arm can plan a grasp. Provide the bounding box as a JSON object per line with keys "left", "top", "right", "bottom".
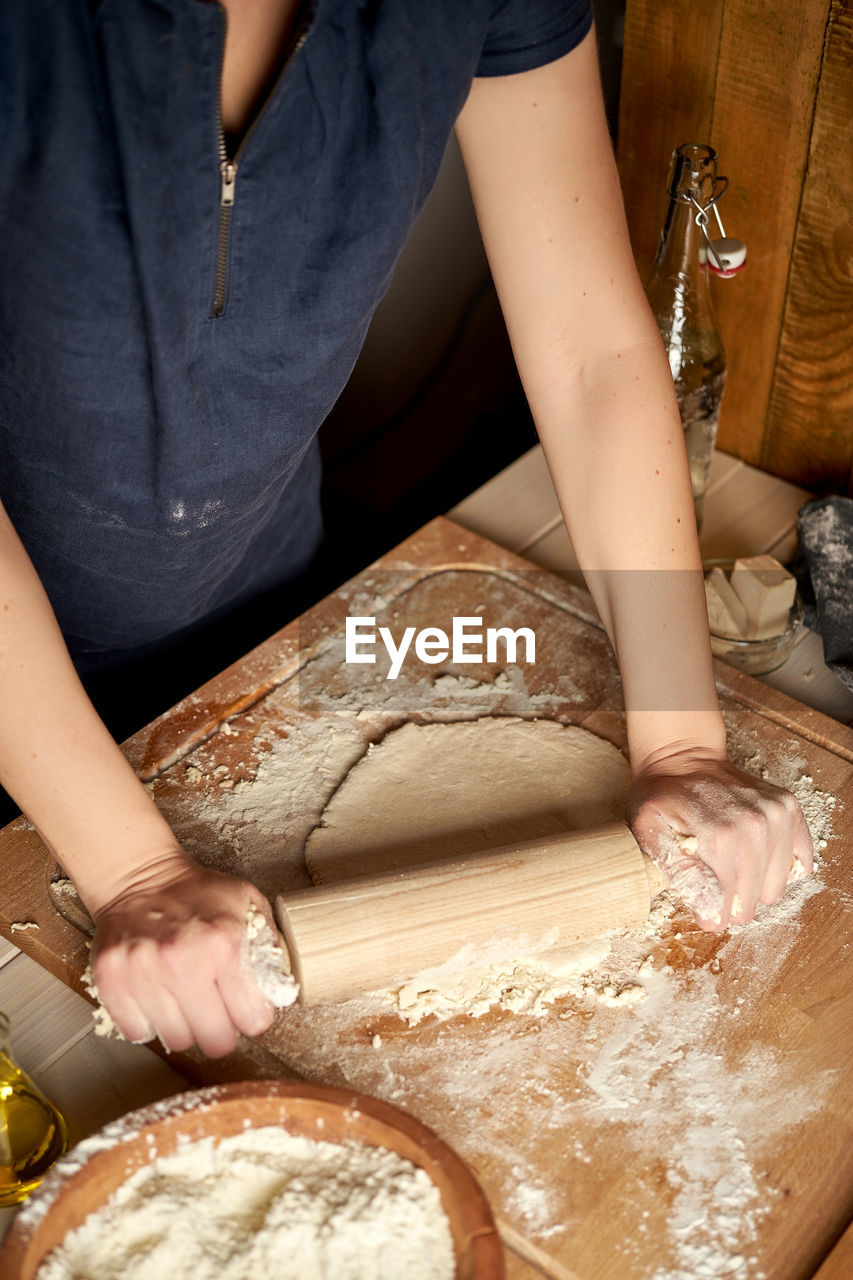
{"left": 35, "top": 1127, "right": 455, "bottom": 1280}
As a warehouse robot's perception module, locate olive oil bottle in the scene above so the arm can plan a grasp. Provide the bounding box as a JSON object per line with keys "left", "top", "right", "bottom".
{"left": 0, "top": 1012, "right": 68, "bottom": 1205}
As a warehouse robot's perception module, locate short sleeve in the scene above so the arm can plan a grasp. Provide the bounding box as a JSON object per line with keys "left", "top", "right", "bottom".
{"left": 476, "top": 0, "right": 593, "bottom": 77}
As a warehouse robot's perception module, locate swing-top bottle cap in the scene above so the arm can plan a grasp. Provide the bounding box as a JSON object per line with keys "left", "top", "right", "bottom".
{"left": 707, "top": 236, "right": 747, "bottom": 277}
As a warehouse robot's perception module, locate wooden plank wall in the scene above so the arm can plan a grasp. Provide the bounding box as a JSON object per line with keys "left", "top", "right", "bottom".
{"left": 616, "top": 0, "right": 853, "bottom": 496}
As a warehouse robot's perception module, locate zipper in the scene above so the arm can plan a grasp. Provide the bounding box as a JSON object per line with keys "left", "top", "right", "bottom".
{"left": 209, "top": 7, "right": 312, "bottom": 318}
{"left": 211, "top": 152, "right": 238, "bottom": 317}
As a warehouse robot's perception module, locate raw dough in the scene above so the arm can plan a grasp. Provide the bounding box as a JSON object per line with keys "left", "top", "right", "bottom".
{"left": 305, "top": 718, "right": 635, "bottom": 1021}
{"left": 306, "top": 717, "right": 630, "bottom": 884}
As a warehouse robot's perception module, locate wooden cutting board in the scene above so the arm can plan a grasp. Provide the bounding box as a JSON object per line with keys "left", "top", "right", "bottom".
{"left": 1, "top": 517, "right": 851, "bottom": 1280}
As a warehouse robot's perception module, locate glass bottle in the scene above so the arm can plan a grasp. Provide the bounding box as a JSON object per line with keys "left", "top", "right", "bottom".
{"left": 0, "top": 1012, "right": 68, "bottom": 1205}
{"left": 646, "top": 143, "right": 727, "bottom": 531}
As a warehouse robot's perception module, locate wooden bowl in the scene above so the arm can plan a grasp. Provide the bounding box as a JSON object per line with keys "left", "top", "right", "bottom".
{"left": 0, "top": 1080, "right": 503, "bottom": 1280}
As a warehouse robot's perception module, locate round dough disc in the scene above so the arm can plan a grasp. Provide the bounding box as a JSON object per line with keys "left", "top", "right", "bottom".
{"left": 306, "top": 717, "right": 630, "bottom": 885}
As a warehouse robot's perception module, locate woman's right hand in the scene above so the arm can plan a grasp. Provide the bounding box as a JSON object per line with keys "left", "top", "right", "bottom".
{"left": 90, "top": 849, "right": 281, "bottom": 1057}
{"left": 1, "top": 498, "right": 287, "bottom": 1057}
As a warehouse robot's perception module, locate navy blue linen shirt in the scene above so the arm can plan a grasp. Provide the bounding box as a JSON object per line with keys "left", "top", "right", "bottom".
{"left": 0, "top": 0, "right": 592, "bottom": 662}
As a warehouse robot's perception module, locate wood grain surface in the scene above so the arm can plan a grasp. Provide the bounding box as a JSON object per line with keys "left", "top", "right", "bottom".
{"left": 811, "top": 1217, "right": 853, "bottom": 1280}
{"left": 503, "top": 1253, "right": 551, "bottom": 1280}
{"left": 1, "top": 518, "right": 851, "bottom": 1279}
{"left": 761, "top": 0, "right": 853, "bottom": 494}
{"left": 617, "top": 0, "right": 852, "bottom": 493}
{"left": 704, "top": 0, "right": 828, "bottom": 468}
{"left": 617, "top": 0, "right": 725, "bottom": 282}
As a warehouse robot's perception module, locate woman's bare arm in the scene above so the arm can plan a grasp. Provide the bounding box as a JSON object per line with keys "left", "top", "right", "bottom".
{"left": 455, "top": 31, "right": 812, "bottom": 927}
{"left": 0, "top": 498, "right": 277, "bottom": 1054}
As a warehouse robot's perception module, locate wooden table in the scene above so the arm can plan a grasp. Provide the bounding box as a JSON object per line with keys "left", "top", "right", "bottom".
{"left": 2, "top": 448, "right": 851, "bottom": 1277}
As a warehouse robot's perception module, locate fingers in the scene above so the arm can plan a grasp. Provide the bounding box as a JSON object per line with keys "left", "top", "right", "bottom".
{"left": 91, "top": 881, "right": 281, "bottom": 1057}
{"left": 95, "top": 947, "right": 271, "bottom": 1057}
{"left": 93, "top": 937, "right": 234, "bottom": 1056}
{"left": 629, "top": 762, "right": 815, "bottom": 936}
{"left": 89, "top": 964, "right": 155, "bottom": 1045}
{"left": 722, "top": 810, "right": 772, "bottom": 926}
{"left": 218, "top": 966, "right": 276, "bottom": 1041}
{"left": 728, "top": 793, "right": 814, "bottom": 924}
{"left": 696, "top": 824, "right": 788, "bottom": 930}
{"left": 763, "top": 795, "right": 814, "bottom": 901}
{"left": 655, "top": 832, "right": 727, "bottom": 929}
{"left": 137, "top": 986, "right": 199, "bottom": 1055}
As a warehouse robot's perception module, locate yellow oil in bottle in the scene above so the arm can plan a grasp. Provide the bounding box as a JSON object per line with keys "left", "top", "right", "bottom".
{"left": 0, "top": 1015, "right": 68, "bottom": 1205}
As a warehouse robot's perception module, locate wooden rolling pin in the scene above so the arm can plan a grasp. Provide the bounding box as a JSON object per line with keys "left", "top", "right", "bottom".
{"left": 275, "top": 822, "right": 668, "bottom": 1005}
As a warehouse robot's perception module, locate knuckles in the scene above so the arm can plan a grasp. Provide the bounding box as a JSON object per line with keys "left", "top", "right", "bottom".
{"left": 89, "top": 875, "right": 273, "bottom": 1056}
{"left": 152, "top": 919, "right": 242, "bottom": 978}
{"left": 93, "top": 910, "right": 246, "bottom": 1004}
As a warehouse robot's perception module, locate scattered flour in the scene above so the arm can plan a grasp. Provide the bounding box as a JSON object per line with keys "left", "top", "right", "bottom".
{"left": 389, "top": 936, "right": 647, "bottom": 1023}
{"left": 104, "top": 625, "right": 841, "bottom": 1280}
{"left": 34, "top": 1127, "right": 455, "bottom": 1280}
{"left": 48, "top": 878, "right": 78, "bottom": 898}
{"left": 268, "top": 753, "right": 839, "bottom": 1279}
{"left": 394, "top": 938, "right": 607, "bottom": 1022}
{"left": 244, "top": 905, "right": 298, "bottom": 1008}
{"left": 80, "top": 964, "right": 121, "bottom": 1041}
{"left": 431, "top": 670, "right": 514, "bottom": 697}
{"left": 587, "top": 967, "right": 828, "bottom": 1280}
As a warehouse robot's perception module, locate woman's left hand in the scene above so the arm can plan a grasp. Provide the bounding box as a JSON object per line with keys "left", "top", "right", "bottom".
{"left": 628, "top": 750, "right": 814, "bottom": 930}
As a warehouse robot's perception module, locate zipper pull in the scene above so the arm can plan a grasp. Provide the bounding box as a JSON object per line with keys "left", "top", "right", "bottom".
{"left": 220, "top": 159, "right": 238, "bottom": 208}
